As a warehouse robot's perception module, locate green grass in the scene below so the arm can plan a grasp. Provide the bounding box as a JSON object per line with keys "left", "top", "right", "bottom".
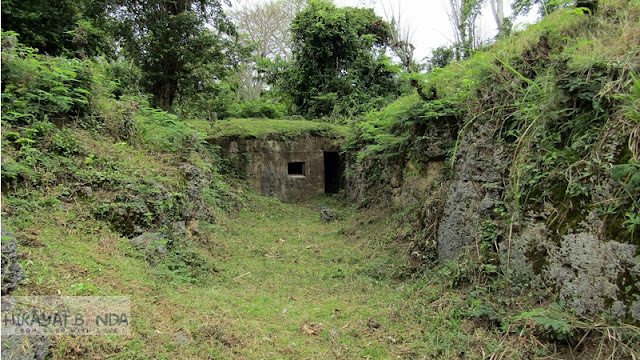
{"left": 200, "top": 118, "right": 350, "bottom": 140}
{"left": 3, "top": 189, "right": 472, "bottom": 359}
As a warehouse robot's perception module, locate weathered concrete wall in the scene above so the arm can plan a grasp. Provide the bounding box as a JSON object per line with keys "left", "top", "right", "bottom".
{"left": 216, "top": 137, "right": 341, "bottom": 202}
{"left": 498, "top": 121, "right": 640, "bottom": 321}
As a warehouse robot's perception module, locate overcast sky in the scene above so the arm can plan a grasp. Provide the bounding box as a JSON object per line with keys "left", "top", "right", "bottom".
{"left": 335, "top": 0, "right": 470, "bottom": 61}
{"left": 228, "top": 0, "right": 540, "bottom": 62}
{"left": 336, "top": 0, "right": 493, "bottom": 60}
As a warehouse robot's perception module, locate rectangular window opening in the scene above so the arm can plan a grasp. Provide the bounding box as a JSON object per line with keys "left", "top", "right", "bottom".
{"left": 288, "top": 162, "right": 306, "bottom": 176}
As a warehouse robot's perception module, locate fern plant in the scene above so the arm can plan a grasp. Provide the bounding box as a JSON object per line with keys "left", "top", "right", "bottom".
{"left": 1, "top": 31, "right": 91, "bottom": 125}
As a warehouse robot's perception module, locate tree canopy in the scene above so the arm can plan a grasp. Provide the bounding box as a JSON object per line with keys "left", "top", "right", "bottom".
{"left": 111, "top": 0, "right": 238, "bottom": 110}
{"left": 228, "top": 0, "right": 307, "bottom": 101}
{"left": 271, "top": 0, "right": 403, "bottom": 118}
{"left": 1, "top": 0, "right": 112, "bottom": 57}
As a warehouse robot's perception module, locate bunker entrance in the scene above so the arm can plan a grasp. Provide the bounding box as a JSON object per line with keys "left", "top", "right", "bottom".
{"left": 324, "top": 152, "right": 342, "bottom": 194}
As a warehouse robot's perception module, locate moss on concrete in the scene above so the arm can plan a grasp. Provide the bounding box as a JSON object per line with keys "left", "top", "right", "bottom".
{"left": 200, "top": 118, "right": 349, "bottom": 140}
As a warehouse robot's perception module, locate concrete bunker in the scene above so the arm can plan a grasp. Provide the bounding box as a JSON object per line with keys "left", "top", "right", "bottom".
{"left": 214, "top": 136, "right": 344, "bottom": 202}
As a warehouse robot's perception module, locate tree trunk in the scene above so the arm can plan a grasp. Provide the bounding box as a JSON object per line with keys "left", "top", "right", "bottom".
{"left": 156, "top": 78, "right": 176, "bottom": 111}
{"left": 490, "top": 0, "right": 505, "bottom": 35}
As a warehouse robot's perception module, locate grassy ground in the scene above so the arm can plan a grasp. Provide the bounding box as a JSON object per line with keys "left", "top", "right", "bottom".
{"left": 198, "top": 118, "right": 349, "bottom": 140}
{"left": 6, "top": 189, "right": 640, "bottom": 359}
{"left": 6, "top": 192, "right": 448, "bottom": 359}
{"left": 176, "top": 195, "right": 424, "bottom": 359}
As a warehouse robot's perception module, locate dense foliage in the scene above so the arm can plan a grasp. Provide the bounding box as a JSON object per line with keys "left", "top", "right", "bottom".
{"left": 111, "top": 0, "right": 238, "bottom": 110}
{"left": 1, "top": 32, "right": 92, "bottom": 125}
{"left": 1, "top": 31, "right": 227, "bottom": 289}
{"left": 0, "top": 0, "right": 111, "bottom": 57}
{"left": 267, "top": 0, "right": 404, "bottom": 118}
{"left": 0, "top": 0, "right": 412, "bottom": 119}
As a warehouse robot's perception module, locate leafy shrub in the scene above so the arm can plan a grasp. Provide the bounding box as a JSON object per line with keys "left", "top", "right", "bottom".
{"left": 0, "top": 160, "right": 37, "bottom": 188}
{"left": 100, "top": 59, "right": 143, "bottom": 99}
{"left": 155, "top": 244, "right": 215, "bottom": 285}
{"left": 513, "top": 304, "right": 574, "bottom": 341}
{"left": 133, "top": 105, "right": 205, "bottom": 153}
{"left": 226, "top": 99, "right": 286, "bottom": 119}
{"left": 50, "top": 128, "right": 81, "bottom": 156}
{"left": 174, "top": 81, "right": 236, "bottom": 121}
{"left": 1, "top": 31, "right": 92, "bottom": 125}
{"left": 352, "top": 94, "right": 422, "bottom": 159}
{"left": 427, "top": 45, "right": 456, "bottom": 72}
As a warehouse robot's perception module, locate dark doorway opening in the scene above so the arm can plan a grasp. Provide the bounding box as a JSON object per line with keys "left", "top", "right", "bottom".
{"left": 288, "top": 162, "right": 306, "bottom": 176}
{"left": 324, "top": 152, "right": 342, "bottom": 194}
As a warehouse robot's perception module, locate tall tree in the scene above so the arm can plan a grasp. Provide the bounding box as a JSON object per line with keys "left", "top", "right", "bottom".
{"left": 489, "top": 0, "right": 507, "bottom": 36}
{"left": 229, "top": 0, "right": 307, "bottom": 101}
{"left": 427, "top": 45, "right": 455, "bottom": 72}
{"left": 379, "top": 1, "right": 433, "bottom": 100}
{"left": 280, "top": 0, "right": 401, "bottom": 117}
{"left": 1, "top": 0, "right": 112, "bottom": 57}
{"left": 112, "top": 0, "right": 236, "bottom": 110}
{"left": 230, "top": 0, "right": 306, "bottom": 61}
{"left": 380, "top": 1, "right": 416, "bottom": 72}
{"left": 447, "top": 0, "right": 484, "bottom": 60}
{"left": 1, "top": 0, "right": 79, "bottom": 55}
{"left": 511, "top": 0, "right": 557, "bottom": 18}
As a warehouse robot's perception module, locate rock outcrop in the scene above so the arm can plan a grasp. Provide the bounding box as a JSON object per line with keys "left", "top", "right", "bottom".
{"left": 1, "top": 228, "right": 24, "bottom": 295}
{"left": 1, "top": 228, "right": 51, "bottom": 360}
{"left": 345, "top": 113, "right": 640, "bottom": 322}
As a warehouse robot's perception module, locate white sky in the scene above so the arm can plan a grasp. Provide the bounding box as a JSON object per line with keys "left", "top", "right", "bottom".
{"left": 336, "top": 0, "right": 467, "bottom": 61}
{"left": 335, "top": 0, "right": 541, "bottom": 61}
{"left": 228, "top": 0, "right": 540, "bottom": 62}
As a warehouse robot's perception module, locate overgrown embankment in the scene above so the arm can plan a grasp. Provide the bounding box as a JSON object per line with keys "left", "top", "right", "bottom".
{"left": 0, "top": 31, "right": 244, "bottom": 290}
{"left": 347, "top": 0, "right": 640, "bottom": 323}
